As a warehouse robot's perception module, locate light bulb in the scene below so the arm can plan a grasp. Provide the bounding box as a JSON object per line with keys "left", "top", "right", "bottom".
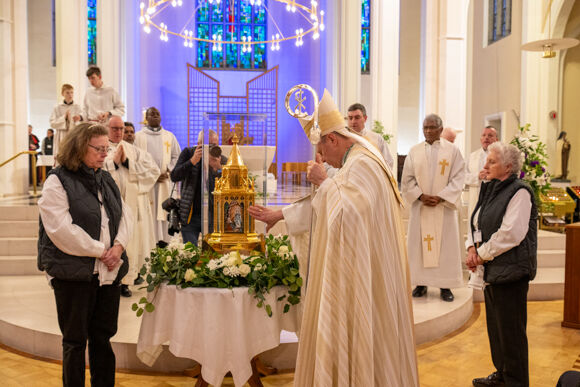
{"left": 172, "top": 0, "right": 177, "bottom": 6}
{"left": 144, "top": 25, "right": 151, "bottom": 33}
{"left": 286, "top": 4, "right": 291, "bottom": 11}
{"left": 139, "top": 16, "right": 145, "bottom": 24}
{"left": 320, "top": 23, "right": 325, "bottom": 31}
{"left": 140, "top": 2, "right": 145, "bottom": 10}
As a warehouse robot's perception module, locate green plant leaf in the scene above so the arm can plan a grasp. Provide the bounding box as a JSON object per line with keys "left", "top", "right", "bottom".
{"left": 265, "top": 304, "right": 272, "bottom": 317}
{"left": 145, "top": 303, "right": 155, "bottom": 313}
{"left": 131, "top": 303, "right": 138, "bottom": 311}
{"left": 136, "top": 308, "right": 144, "bottom": 317}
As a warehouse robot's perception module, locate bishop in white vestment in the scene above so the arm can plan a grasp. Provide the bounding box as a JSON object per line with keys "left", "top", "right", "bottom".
{"left": 402, "top": 114, "right": 465, "bottom": 301}
{"left": 134, "top": 107, "right": 181, "bottom": 243}
{"left": 253, "top": 91, "right": 418, "bottom": 387}
{"left": 104, "top": 117, "right": 160, "bottom": 286}
{"left": 466, "top": 126, "right": 498, "bottom": 216}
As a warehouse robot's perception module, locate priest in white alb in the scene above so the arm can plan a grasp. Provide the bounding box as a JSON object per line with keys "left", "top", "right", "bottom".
{"left": 104, "top": 116, "right": 160, "bottom": 297}
{"left": 134, "top": 107, "right": 181, "bottom": 244}
{"left": 466, "top": 126, "right": 498, "bottom": 216}
{"left": 49, "top": 84, "right": 83, "bottom": 155}
{"left": 83, "top": 66, "right": 125, "bottom": 123}
{"left": 250, "top": 90, "right": 418, "bottom": 387}
{"left": 402, "top": 113, "right": 466, "bottom": 302}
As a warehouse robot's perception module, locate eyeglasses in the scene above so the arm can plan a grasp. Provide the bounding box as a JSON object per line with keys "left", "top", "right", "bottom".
{"left": 88, "top": 144, "right": 108, "bottom": 154}
{"left": 423, "top": 125, "right": 440, "bottom": 130}
{"left": 109, "top": 126, "right": 124, "bottom": 131}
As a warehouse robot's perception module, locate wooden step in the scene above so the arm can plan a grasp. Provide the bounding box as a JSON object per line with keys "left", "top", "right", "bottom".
{"left": 0, "top": 221, "right": 38, "bottom": 238}
{"left": 0, "top": 256, "right": 38, "bottom": 275}
{"left": 0, "top": 238, "right": 38, "bottom": 256}
{"left": 0, "top": 206, "right": 38, "bottom": 221}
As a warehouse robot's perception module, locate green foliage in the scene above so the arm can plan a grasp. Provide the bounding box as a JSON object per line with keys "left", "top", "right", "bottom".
{"left": 372, "top": 120, "right": 392, "bottom": 144}
{"left": 132, "top": 235, "right": 301, "bottom": 318}
{"left": 509, "top": 124, "right": 551, "bottom": 204}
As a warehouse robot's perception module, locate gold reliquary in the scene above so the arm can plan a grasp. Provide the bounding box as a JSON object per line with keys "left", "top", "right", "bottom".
{"left": 203, "top": 134, "right": 265, "bottom": 253}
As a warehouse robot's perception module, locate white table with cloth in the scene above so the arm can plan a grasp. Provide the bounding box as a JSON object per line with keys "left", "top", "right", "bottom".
{"left": 136, "top": 284, "right": 299, "bottom": 386}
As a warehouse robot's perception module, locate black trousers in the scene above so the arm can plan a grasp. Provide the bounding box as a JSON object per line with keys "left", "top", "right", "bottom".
{"left": 52, "top": 275, "right": 121, "bottom": 387}
{"left": 484, "top": 277, "right": 529, "bottom": 387}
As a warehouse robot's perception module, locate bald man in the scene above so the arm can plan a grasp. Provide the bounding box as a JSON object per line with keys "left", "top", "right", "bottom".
{"left": 465, "top": 126, "right": 498, "bottom": 215}
{"left": 104, "top": 116, "right": 160, "bottom": 296}
{"left": 441, "top": 127, "right": 457, "bottom": 143}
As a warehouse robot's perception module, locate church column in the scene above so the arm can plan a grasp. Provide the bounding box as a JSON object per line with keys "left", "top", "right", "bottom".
{"left": 98, "top": 0, "right": 122, "bottom": 108}
{"left": 0, "top": 0, "right": 29, "bottom": 196}
{"left": 369, "top": 0, "right": 400, "bottom": 166}
{"left": 336, "top": 0, "right": 361, "bottom": 112}
{"left": 421, "top": 0, "right": 468, "bottom": 154}
{"left": 55, "top": 0, "right": 87, "bottom": 103}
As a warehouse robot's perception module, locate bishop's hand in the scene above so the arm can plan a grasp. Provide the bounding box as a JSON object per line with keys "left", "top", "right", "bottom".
{"left": 248, "top": 205, "right": 283, "bottom": 232}
{"left": 307, "top": 154, "right": 327, "bottom": 186}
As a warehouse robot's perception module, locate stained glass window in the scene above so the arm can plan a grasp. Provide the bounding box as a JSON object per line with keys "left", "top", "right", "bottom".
{"left": 196, "top": 0, "right": 267, "bottom": 70}
{"left": 88, "top": 0, "right": 97, "bottom": 65}
{"left": 361, "top": 0, "right": 370, "bottom": 73}
{"left": 488, "top": 0, "right": 511, "bottom": 44}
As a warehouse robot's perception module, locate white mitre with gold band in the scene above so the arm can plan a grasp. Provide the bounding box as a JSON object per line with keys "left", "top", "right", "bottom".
{"left": 296, "top": 89, "right": 403, "bottom": 205}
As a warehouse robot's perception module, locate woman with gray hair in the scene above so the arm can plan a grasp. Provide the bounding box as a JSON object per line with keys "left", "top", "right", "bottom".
{"left": 466, "top": 142, "right": 537, "bottom": 387}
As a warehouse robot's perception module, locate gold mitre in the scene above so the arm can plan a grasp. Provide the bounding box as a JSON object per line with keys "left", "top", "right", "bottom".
{"left": 298, "top": 89, "right": 347, "bottom": 142}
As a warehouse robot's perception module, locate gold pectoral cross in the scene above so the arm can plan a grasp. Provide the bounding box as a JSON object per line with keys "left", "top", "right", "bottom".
{"left": 423, "top": 234, "right": 434, "bottom": 251}
{"left": 439, "top": 159, "right": 449, "bottom": 175}
{"left": 164, "top": 141, "right": 171, "bottom": 154}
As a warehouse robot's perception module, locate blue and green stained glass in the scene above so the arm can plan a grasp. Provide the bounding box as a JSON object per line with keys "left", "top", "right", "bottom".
{"left": 197, "top": 0, "right": 267, "bottom": 70}
{"left": 361, "top": 0, "right": 370, "bottom": 73}
{"left": 87, "top": 0, "right": 97, "bottom": 65}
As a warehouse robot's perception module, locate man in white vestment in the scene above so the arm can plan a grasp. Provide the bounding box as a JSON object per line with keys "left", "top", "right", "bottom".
{"left": 250, "top": 91, "right": 418, "bottom": 387}
{"left": 346, "top": 102, "right": 395, "bottom": 170}
{"left": 83, "top": 66, "right": 125, "bottom": 123}
{"left": 134, "top": 107, "right": 181, "bottom": 245}
{"left": 402, "top": 114, "right": 466, "bottom": 302}
{"left": 104, "top": 117, "right": 160, "bottom": 297}
{"left": 49, "top": 84, "right": 83, "bottom": 156}
{"left": 466, "top": 126, "right": 498, "bottom": 216}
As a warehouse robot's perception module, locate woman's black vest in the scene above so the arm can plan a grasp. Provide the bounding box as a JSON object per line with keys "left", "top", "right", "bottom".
{"left": 471, "top": 174, "right": 537, "bottom": 284}
{"left": 37, "top": 164, "right": 128, "bottom": 282}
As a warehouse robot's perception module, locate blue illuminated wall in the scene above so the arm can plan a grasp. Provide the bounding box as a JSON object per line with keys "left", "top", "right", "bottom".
{"left": 125, "top": 0, "right": 330, "bottom": 168}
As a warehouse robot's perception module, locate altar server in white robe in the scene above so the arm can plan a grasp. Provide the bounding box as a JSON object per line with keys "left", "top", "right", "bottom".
{"left": 49, "top": 84, "right": 83, "bottom": 155}
{"left": 466, "top": 126, "right": 498, "bottom": 216}
{"left": 104, "top": 116, "right": 160, "bottom": 296}
{"left": 251, "top": 90, "right": 418, "bottom": 387}
{"left": 134, "top": 107, "right": 181, "bottom": 244}
{"left": 83, "top": 66, "right": 125, "bottom": 123}
{"left": 402, "top": 114, "right": 466, "bottom": 302}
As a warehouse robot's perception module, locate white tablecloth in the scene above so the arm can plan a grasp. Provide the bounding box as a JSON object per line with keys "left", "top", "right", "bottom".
{"left": 136, "top": 284, "right": 299, "bottom": 386}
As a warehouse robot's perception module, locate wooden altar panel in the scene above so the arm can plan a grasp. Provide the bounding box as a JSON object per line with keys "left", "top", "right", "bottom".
{"left": 562, "top": 222, "right": 580, "bottom": 329}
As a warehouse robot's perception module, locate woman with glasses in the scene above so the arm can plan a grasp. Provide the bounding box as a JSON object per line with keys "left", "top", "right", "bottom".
{"left": 38, "top": 122, "right": 132, "bottom": 386}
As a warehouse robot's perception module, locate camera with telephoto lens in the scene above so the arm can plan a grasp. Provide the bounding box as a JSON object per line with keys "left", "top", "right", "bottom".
{"left": 161, "top": 197, "right": 181, "bottom": 236}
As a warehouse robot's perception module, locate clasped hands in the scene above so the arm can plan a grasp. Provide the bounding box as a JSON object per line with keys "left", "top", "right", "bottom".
{"left": 465, "top": 246, "right": 484, "bottom": 272}
{"left": 64, "top": 111, "right": 81, "bottom": 123}
{"left": 419, "top": 194, "right": 442, "bottom": 206}
{"left": 113, "top": 144, "right": 127, "bottom": 166}
{"left": 100, "top": 244, "right": 124, "bottom": 271}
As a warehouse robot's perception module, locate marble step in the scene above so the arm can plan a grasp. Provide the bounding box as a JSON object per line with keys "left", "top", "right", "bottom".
{"left": 0, "top": 256, "right": 38, "bottom": 276}
{"left": 472, "top": 267, "right": 565, "bottom": 302}
{"left": 0, "top": 220, "right": 38, "bottom": 237}
{"left": 0, "top": 237, "right": 38, "bottom": 256}
{"left": 0, "top": 206, "right": 38, "bottom": 221}
{"left": 537, "top": 250, "right": 565, "bottom": 268}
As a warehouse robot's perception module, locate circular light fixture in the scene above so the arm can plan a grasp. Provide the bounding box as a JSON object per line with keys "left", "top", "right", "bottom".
{"left": 521, "top": 38, "right": 579, "bottom": 59}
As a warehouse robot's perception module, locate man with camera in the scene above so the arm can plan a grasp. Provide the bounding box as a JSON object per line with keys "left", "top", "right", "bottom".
{"left": 170, "top": 130, "right": 226, "bottom": 245}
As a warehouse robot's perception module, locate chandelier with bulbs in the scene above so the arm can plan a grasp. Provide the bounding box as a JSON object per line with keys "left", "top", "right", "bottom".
{"left": 139, "top": 0, "right": 325, "bottom": 52}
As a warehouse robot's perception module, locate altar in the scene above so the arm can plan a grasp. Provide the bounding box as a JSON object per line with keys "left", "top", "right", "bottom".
{"left": 136, "top": 285, "right": 299, "bottom": 386}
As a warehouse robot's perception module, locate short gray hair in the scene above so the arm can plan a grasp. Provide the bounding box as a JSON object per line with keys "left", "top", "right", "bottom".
{"left": 488, "top": 142, "right": 523, "bottom": 175}
{"left": 424, "top": 114, "right": 443, "bottom": 128}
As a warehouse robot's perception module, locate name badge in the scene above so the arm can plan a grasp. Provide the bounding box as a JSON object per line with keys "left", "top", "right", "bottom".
{"left": 473, "top": 230, "right": 482, "bottom": 244}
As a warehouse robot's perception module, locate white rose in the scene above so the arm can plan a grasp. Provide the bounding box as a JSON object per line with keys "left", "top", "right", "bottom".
{"left": 239, "top": 264, "right": 251, "bottom": 277}
{"left": 223, "top": 267, "right": 231, "bottom": 276}
{"left": 278, "top": 245, "right": 289, "bottom": 255}
{"left": 165, "top": 254, "right": 173, "bottom": 262}
{"left": 184, "top": 268, "right": 196, "bottom": 282}
{"left": 207, "top": 260, "right": 218, "bottom": 271}
{"left": 255, "top": 263, "right": 263, "bottom": 271}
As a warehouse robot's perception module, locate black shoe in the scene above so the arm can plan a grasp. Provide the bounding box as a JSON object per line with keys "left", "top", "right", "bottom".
{"left": 121, "top": 285, "right": 132, "bottom": 298}
{"left": 134, "top": 275, "right": 144, "bottom": 285}
{"left": 472, "top": 371, "right": 505, "bottom": 386}
{"left": 412, "top": 286, "right": 427, "bottom": 298}
{"left": 440, "top": 288, "right": 454, "bottom": 302}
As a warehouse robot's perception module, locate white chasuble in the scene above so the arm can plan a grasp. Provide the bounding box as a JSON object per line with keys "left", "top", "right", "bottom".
{"left": 402, "top": 139, "right": 465, "bottom": 289}
{"left": 294, "top": 144, "right": 418, "bottom": 387}
{"left": 104, "top": 141, "right": 160, "bottom": 283}
{"left": 135, "top": 127, "right": 181, "bottom": 243}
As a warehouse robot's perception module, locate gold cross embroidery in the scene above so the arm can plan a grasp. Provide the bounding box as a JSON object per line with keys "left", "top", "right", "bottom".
{"left": 439, "top": 159, "right": 449, "bottom": 175}
{"left": 423, "top": 234, "right": 434, "bottom": 251}
{"left": 164, "top": 141, "right": 171, "bottom": 154}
